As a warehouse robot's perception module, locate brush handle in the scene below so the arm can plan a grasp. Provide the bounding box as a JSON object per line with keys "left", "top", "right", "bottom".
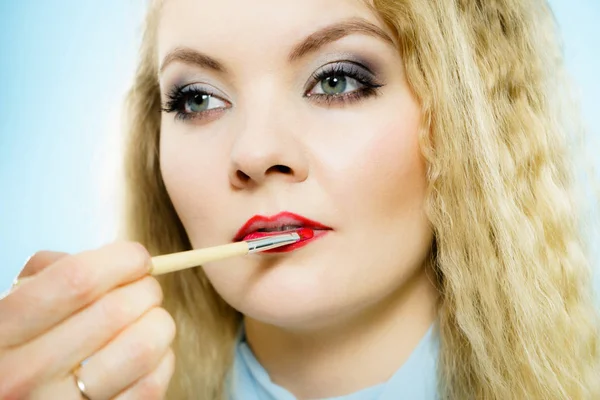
{"left": 7, "top": 233, "right": 301, "bottom": 292}
{"left": 149, "top": 241, "right": 249, "bottom": 275}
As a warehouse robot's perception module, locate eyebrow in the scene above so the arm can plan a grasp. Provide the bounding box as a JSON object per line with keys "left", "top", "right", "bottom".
{"left": 159, "top": 18, "right": 394, "bottom": 75}
{"left": 288, "top": 18, "right": 395, "bottom": 62}
{"left": 159, "top": 48, "right": 227, "bottom": 75}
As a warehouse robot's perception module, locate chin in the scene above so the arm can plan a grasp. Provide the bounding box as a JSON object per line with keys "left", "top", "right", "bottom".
{"left": 241, "top": 300, "right": 352, "bottom": 332}
{"left": 215, "top": 267, "right": 354, "bottom": 330}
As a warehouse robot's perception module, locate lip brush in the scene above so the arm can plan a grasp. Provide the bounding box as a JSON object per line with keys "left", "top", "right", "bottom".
{"left": 150, "top": 231, "right": 303, "bottom": 275}
{"left": 8, "top": 230, "right": 313, "bottom": 293}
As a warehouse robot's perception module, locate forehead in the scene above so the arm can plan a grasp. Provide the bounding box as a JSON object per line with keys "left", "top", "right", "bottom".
{"left": 157, "top": 0, "right": 382, "bottom": 58}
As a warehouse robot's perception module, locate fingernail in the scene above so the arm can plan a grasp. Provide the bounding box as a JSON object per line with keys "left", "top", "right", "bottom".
{"left": 0, "top": 288, "right": 11, "bottom": 300}
{"left": 22, "top": 254, "right": 33, "bottom": 269}
{"left": 1, "top": 278, "right": 22, "bottom": 299}
{"left": 13, "top": 254, "right": 33, "bottom": 280}
{"left": 12, "top": 254, "right": 33, "bottom": 282}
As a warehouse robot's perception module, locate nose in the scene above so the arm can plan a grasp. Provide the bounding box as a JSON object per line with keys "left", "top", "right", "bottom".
{"left": 228, "top": 106, "right": 309, "bottom": 189}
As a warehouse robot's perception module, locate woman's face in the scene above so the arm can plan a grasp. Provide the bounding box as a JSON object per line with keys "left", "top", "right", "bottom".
{"left": 157, "top": 0, "right": 433, "bottom": 328}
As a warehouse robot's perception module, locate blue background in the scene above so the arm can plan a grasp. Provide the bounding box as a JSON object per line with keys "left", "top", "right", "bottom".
{"left": 0, "top": 1, "right": 598, "bottom": 292}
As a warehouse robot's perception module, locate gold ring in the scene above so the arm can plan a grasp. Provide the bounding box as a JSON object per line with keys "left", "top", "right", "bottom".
{"left": 73, "top": 370, "right": 92, "bottom": 400}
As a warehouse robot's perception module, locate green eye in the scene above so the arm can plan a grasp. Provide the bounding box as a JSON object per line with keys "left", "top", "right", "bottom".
{"left": 304, "top": 62, "right": 384, "bottom": 104}
{"left": 321, "top": 75, "right": 348, "bottom": 95}
{"left": 163, "top": 84, "right": 231, "bottom": 122}
{"left": 186, "top": 93, "right": 210, "bottom": 113}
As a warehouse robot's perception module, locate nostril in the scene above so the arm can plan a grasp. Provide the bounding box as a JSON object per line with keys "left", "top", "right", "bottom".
{"left": 236, "top": 170, "right": 250, "bottom": 182}
{"left": 271, "top": 165, "right": 291, "bottom": 174}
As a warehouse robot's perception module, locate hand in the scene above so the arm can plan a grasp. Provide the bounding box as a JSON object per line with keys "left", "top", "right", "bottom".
{"left": 0, "top": 242, "right": 176, "bottom": 400}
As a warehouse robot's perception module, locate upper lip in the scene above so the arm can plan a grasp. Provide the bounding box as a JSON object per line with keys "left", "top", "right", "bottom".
{"left": 234, "top": 211, "right": 332, "bottom": 241}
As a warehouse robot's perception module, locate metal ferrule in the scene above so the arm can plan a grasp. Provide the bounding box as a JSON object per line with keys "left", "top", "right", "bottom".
{"left": 246, "top": 232, "right": 301, "bottom": 253}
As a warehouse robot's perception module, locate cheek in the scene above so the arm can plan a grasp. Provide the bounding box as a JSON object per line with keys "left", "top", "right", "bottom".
{"left": 319, "top": 99, "right": 427, "bottom": 224}
{"left": 362, "top": 124, "right": 424, "bottom": 199}
{"left": 159, "top": 129, "right": 229, "bottom": 246}
{"left": 316, "top": 100, "right": 432, "bottom": 307}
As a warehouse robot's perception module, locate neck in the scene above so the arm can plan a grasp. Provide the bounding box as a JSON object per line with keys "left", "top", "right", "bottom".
{"left": 244, "top": 265, "right": 439, "bottom": 399}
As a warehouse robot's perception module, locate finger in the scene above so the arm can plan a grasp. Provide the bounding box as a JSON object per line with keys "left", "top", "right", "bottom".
{"left": 0, "top": 241, "right": 151, "bottom": 347}
{"left": 25, "top": 373, "right": 83, "bottom": 400}
{"left": 114, "top": 348, "right": 175, "bottom": 400}
{"left": 77, "top": 307, "right": 176, "bottom": 399}
{"left": 4, "top": 252, "right": 69, "bottom": 298}
{"left": 28, "top": 350, "right": 175, "bottom": 400}
{"left": 17, "top": 251, "right": 69, "bottom": 280}
{"left": 0, "top": 276, "right": 163, "bottom": 393}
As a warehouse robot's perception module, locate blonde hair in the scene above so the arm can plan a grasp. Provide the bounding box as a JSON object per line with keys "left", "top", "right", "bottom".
{"left": 122, "top": 0, "right": 600, "bottom": 398}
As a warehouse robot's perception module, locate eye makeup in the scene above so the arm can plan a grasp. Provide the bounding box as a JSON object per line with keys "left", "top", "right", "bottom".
{"left": 304, "top": 60, "right": 384, "bottom": 106}
{"left": 160, "top": 56, "right": 386, "bottom": 122}
{"left": 161, "top": 83, "right": 232, "bottom": 122}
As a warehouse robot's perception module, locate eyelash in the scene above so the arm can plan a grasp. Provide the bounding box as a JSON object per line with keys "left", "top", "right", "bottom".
{"left": 161, "top": 62, "right": 384, "bottom": 122}
{"left": 161, "top": 85, "right": 226, "bottom": 122}
{"left": 305, "top": 63, "right": 383, "bottom": 105}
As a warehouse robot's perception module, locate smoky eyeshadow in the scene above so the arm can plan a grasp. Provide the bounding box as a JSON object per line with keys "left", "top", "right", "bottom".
{"left": 315, "top": 51, "right": 385, "bottom": 77}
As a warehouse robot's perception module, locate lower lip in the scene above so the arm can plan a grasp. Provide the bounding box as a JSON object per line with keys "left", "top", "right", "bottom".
{"left": 242, "top": 229, "right": 329, "bottom": 253}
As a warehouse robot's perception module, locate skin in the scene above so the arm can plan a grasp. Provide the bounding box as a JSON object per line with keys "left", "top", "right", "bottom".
{"left": 0, "top": 245, "right": 175, "bottom": 399}
{"left": 158, "top": 0, "right": 438, "bottom": 397}
{"left": 0, "top": 0, "right": 439, "bottom": 398}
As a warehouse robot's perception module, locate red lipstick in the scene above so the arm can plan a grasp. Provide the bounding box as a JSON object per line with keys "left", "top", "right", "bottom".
{"left": 234, "top": 212, "right": 331, "bottom": 253}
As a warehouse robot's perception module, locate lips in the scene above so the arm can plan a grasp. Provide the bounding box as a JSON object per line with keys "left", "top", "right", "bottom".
{"left": 233, "top": 211, "right": 332, "bottom": 252}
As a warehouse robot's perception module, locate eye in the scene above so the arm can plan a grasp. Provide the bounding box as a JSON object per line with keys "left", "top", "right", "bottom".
{"left": 162, "top": 84, "right": 231, "bottom": 121}
{"left": 311, "top": 74, "right": 363, "bottom": 96}
{"left": 305, "top": 62, "right": 383, "bottom": 104}
{"left": 182, "top": 92, "right": 227, "bottom": 113}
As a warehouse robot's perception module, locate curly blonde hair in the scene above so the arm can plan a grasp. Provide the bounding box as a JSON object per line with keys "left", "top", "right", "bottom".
{"left": 122, "top": 0, "right": 600, "bottom": 398}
